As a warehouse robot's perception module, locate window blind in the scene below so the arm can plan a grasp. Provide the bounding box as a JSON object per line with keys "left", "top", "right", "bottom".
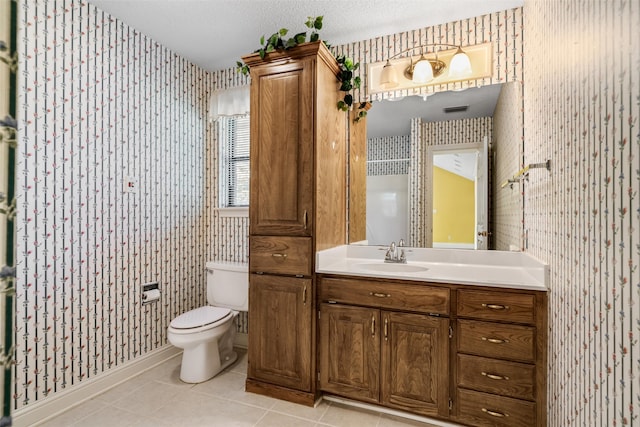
{"left": 219, "top": 115, "right": 250, "bottom": 207}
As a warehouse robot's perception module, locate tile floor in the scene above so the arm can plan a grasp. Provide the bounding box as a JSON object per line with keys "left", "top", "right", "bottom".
{"left": 36, "top": 349, "right": 440, "bottom": 427}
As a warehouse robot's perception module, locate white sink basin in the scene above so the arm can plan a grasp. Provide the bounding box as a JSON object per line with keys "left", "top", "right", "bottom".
{"left": 357, "top": 263, "right": 429, "bottom": 273}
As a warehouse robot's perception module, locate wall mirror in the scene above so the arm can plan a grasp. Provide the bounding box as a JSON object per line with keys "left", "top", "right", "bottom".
{"left": 357, "top": 82, "right": 515, "bottom": 249}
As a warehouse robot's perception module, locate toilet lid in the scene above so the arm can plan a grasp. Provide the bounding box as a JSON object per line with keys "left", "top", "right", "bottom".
{"left": 170, "top": 306, "right": 232, "bottom": 329}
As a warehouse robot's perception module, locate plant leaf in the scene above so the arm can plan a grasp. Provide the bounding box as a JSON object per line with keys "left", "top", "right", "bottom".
{"left": 314, "top": 16, "right": 323, "bottom": 30}
{"left": 305, "top": 17, "right": 314, "bottom": 28}
{"left": 279, "top": 28, "right": 288, "bottom": 36}
{"left": 353, "top": 76, "right": 361, "bottom": 89}
{"left": 344, "top": 57, "right": 354, "bottom": 70}
{"left": 310, "top": 32, "right": 319, "bottom": 42}
{"left": 344, "top": 94, "right": 353, "bottom": 106}
{"left": 294, "top": 32, "right": 306, "bottom": 44}
{"left": 259, "top": 49, "right": 266, "bottom": 59}
{"left": 265, "top": 44, "right": 275, "bottom": 53}
{"left": 260, "top": 35, "right": 265, "bottom": 45}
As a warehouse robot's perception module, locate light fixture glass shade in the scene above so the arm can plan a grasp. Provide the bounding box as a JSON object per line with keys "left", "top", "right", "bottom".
{"left": 412, "top": 57, "right": 434, "bottom": 83}
{"left": 448, "top": 47, "right": 472, "bottom": 78}
{"left": 379, "top": 60, "right": 399, "bottom": 89}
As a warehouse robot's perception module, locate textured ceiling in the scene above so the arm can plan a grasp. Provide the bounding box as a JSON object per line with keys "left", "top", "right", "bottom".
{"left": 87, "top": 0, "right": 524, "bottom": 71}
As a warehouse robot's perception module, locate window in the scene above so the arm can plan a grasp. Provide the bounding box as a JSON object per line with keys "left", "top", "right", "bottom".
{"left": 218, "top": 115, "right": 250, "bottom": 207}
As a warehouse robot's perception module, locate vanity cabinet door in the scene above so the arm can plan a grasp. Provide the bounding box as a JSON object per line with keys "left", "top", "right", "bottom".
{"left": 381, "top": 311, "right": 450, "bottom": 418}
{"left": 318, "top": 303, "right": 380, "bottom": 403}
{"left": 249, "top": 58, "right": 314, "bottom": 237}
{"left": 248, "top": 274, "right": 313, "bottom": 391}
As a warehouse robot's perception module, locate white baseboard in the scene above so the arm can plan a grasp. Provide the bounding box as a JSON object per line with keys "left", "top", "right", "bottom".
{"left": 13, "top": 345, "right": 182, "bottom": 427}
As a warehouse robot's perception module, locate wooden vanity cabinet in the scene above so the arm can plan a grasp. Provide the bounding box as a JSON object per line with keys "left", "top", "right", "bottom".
{"left": 243, "top": 41, "right": 347, "bottom": 405}
{"left": 454, "top": 288, "right": 547, "bottom": 427}
{"left": 318, "top": 276, "right": 547, "bottom": 427}
{"left": 318, "top": 276, "right": 451, "bottom": 418}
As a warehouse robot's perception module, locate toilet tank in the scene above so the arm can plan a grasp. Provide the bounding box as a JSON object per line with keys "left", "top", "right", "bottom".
{"left": 206, "top": 261, "right": 249, "bottom": 311}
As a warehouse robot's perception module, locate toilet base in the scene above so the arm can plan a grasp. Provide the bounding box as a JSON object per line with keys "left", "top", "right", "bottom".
{"left": 176, "top": 315, "right": 239, "bottom": 383}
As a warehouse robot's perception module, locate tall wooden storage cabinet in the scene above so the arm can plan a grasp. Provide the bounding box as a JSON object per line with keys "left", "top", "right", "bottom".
{"left": 243, "top": 41, "right": 347, "bottom": 405}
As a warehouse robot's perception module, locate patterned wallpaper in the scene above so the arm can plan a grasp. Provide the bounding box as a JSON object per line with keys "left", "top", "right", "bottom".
{"left": 1, "top": 0, "right": 18, "bottom": 422}
{"left": 15, "top": 0, "right": 214, "bottom": 409}
{"left": 366, "top": 135, "right": 410, "bottom": 176}
{"left": 492, "top": 81, "right": 524, "bottom": 250}
{"left": 12, "top": 1, "right": 527, "bottom": 414}
{"left": 409, "top": 117, "right": 493, "bottom": 247}
{"left": 523, "top": 0, "right": 639, "bottom": 426}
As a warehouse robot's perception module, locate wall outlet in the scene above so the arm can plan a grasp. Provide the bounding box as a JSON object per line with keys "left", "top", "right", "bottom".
{"left": 123, "top": 176, "right": 137, "bottom": 193}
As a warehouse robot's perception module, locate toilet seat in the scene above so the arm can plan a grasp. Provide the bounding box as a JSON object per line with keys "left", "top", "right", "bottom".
{"left": 170, "top": 306, "right": 232, "bottom": 330}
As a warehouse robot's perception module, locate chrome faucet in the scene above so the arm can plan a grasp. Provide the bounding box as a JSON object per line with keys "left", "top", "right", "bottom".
{"left": 384, "top": 241, "right": 407, "bottom": 264}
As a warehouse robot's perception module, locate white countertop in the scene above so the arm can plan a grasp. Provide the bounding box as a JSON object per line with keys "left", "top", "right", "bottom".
{"left": 316, "top": 245, "right": 548, "bottom": 291}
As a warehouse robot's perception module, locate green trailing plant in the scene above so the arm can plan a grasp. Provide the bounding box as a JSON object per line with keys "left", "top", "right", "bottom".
{"left": 237, "top": 16, "right": 367, "bottom": 118}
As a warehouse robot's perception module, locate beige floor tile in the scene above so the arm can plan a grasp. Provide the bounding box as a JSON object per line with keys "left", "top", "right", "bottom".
{"left": 319, "top": 402, "right": 381, "bottom": 427}
{"left": 190, "top": 369, "right": 246, "bottom": 396}
{"left": 93, "top": 373, "right": 151, "bottom": 404}
{"left": 270, "top": 399, "right": 330, "bottom": 422}
{"left": 36, "top": 398, "right": 105, "bottom": 427}
{"left": 153, "top": 389, "right": 266, "bottom": 426}
{"left": 378, "top": 413, "right": 441, "bottom": 426}
{"left": 111, "top": 380, "right": 185, "bottom": 418}
{"left": 229, "top": 349, "right": 248, "bottom": 375}
{"left": 223, "top": 385, "right": 280, "bottom": 410}
{"left": 71, "top": 405, "right": 148, "bottom": 427}
{"left": 256, "top": 411, "right": 317, "bottom": 427}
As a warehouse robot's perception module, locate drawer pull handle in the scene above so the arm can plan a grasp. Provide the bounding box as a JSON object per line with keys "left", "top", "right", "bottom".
{"left": 304, "top": 210, "right": 308, "bottom": 229}
{"left": 482, "top": 303, "right": 509, "bottom": 310}
{"left": 482, "top": 372, "right": 510, "bottom": 381}
{"left": 371, "top": 316, "right": 376, "bottom": 337}
{"left": 384, "top": 318, "right": 388, "bottom": 341}
{"left": 481, "top": 408, "right": 508, "bottom": 418}
{"left": 271, "top": 253, "right": 288, "bottom": 259}
{"left": 303, "top": 285, "right": 307, "bottom": 305}
{"left": 369, "top": 292, "right": 391, "bottom": 298}
{"left": 482, "top": 337, "right": 510, "bottom": 344}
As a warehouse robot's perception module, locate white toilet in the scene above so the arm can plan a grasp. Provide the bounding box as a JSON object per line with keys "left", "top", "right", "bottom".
{"left": 168, "top": 261, "right": 248, "bottom": 383}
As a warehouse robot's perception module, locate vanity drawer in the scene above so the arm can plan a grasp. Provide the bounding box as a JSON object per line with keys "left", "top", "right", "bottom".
{"left": 249, "top": 236, "right": 312, "bottom": 276}
{"left": 457, "top": 289, "right": 535, "bottom": 325}
{"left": 457, "top": 319, "right": 535, "bottom": 363}
{"left": 318, "top": 277, "right": 450, "bottom": 315}
{"left": 457, "top": 354, "right": 535, "bottom": 401}
{"left": 456, "top": 388, "right": 536, "bottom": 427}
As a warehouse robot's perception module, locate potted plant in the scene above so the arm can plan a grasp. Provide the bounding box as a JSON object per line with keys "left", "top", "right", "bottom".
{"left": 237, "top": 16, "right": 367, "bottom": 121}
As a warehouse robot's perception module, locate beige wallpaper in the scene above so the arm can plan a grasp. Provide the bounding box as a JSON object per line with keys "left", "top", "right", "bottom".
{"left": 492, "top": 81, "right": 524, "bottom": 250}
{"left": 524, "top": 0, "right": 639, "bottom": 425}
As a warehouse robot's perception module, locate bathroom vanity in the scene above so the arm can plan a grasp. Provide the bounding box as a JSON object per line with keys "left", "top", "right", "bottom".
{"left": 316, "top": 245, "right": 548, "bottom": 427}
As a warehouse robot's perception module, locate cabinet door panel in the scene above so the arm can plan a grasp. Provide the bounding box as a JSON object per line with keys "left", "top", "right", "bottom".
{"left": 248, "top": 274, "right": 312, "bottom": 391}
{"left": 250, "top": 60, "right": 313, "bottom": 236}
{"left": 381, "top": 311, "right": 449, "bottom": 418}
{"left": 319, "top": 304, "right": 380, "bottom": 403}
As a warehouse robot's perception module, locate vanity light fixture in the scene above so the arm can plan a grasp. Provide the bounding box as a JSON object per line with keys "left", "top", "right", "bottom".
{"left": 370, "top": 42, "right": 492, "bottom": 94}
{"left": 379, "top": 44, "right": 471, "bottom": 89}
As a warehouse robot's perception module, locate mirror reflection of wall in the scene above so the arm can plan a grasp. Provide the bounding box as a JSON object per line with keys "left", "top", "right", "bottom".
{"left": 365, "top": 135, "right": 409, "bottom": 245}
{"left": 365, "top": 84, "right": 505, "bottom": 249}
{"left": 432, "top": 151, "right": 477, "bottom": 248}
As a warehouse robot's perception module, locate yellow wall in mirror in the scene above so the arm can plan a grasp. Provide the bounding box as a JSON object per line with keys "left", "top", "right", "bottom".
{"left": 433, "top": 166, "right": 475, "bottom": 244}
